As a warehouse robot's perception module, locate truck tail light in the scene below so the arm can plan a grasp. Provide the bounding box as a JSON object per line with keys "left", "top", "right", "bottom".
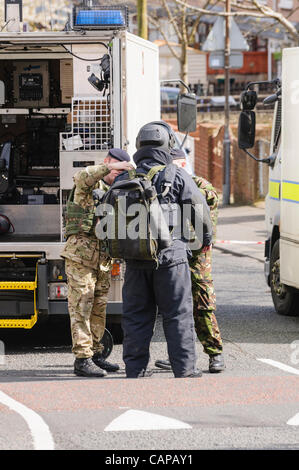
{"left": 111, "top": 262, "right": 121, "bottom": 278}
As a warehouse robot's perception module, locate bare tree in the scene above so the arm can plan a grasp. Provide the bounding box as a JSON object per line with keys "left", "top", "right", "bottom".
{"left": 148, "top": 0, "right": 217, "bottom": 84}
{"left": 148, "top": 0, "right": 299, "bottom": 84}
{"left": 175, "top": 0, "right": 299, "bottom": 44}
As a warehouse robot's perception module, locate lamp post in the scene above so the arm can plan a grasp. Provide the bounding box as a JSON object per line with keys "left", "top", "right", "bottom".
{"left": 202, "top": 8, "right": 248, "bottom": 206}
{"left": 222, "top": 0, "right": 231, "bottom": 206}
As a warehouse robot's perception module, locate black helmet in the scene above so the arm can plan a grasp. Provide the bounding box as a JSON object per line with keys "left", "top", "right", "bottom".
{"left": 135, "top": 121, "right": 176, "bottom": 150}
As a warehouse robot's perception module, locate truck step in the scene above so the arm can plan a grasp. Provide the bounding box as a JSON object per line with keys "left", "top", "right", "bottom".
{"left": 0, "top": 317, "right": 37, "bottom": 329}
{"left": 0, "top": 281, "right": 36, "bottom": 290}
{"left": 0, "top": 264, "right": 38, "bottom": 329}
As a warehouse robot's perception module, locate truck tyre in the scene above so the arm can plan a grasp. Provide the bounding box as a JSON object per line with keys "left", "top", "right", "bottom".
{"left": 99, "top": 328, "right": 114, "bottom": 359}
{"left": 270, "top": 239, "right": 299, "bottom": 316}
{"left": 108, "top": 323, "right": 124, "bottom": 344}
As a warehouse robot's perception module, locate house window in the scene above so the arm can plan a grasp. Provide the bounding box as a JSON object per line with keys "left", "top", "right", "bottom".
{"left": 278, "top": 0, "right": 293, "bottom": 9}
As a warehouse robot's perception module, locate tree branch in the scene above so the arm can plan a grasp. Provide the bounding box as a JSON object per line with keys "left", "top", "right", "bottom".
{"left": 161, "top": 0, "right": 183, "bottom": 41}
{"left": 252, "top": 0, "right": 299, "bottom": 41}
{"left": 243, "top": 4, "right": 299, "bottom": 39}
{"left": 188, "top": 0, "right": 213, "bottom": 42}
{"left": 180, "top": 2, "right": 188, "bottom": 46}
{"left": 174, "top": 0, "right": 299, "bottom": 42}
{"left": 174, "top": 0, "right": 264, "bottom": 17}
{"left": 221, "top": 0, "right": 263, "bottom": 10}
{"left": 148, "top": 13, "right": 181, "bottom": 60}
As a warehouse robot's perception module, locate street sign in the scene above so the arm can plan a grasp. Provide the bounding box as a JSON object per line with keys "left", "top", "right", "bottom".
{"left": 203, "top": 17, "right": 249, "bottom": 52}
{"left": 209, "top": 51, "right": 244, "bottom": 69}
{"left": 203, "top": 17, "right": 249, "bottom": 70}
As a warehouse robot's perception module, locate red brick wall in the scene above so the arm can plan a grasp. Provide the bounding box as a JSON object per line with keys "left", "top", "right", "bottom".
{"left": 166, "top": 118, "right": 271, "bottom": 204}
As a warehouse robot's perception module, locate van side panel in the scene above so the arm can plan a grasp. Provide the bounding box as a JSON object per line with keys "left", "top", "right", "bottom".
{"left": 280, "top": 47, "right": 299, "bottom": 288}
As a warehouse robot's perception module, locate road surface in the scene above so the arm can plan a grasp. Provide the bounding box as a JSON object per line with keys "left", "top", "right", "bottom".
{"left": 0, "top": 247, "right": 299, "bottom": 451}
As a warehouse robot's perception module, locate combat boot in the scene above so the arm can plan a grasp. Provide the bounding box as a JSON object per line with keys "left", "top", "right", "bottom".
{"left": 74, "top": 357, "right": 107, "bottom": 377}
{"left": 209, "top": 353, "right": 225, "bottom": 373}
{"left": 155, "top": 358, "right": 172, "bottom": 370}
{"left": 178, "top": 368, "right": 203, "bottom": 378}
{"left": 92, "top": 353, "right": 120, "bottom": 372}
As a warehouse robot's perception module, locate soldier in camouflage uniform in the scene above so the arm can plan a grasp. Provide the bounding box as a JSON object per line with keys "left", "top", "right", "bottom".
{"left": 61, "top": 149, "right": 132, "bottom": 377}
{"left": 155, "top": 149, "right": 225, "bottom": 373}
{"left": 189, "top": 174, "right": 225, "bottom": 372}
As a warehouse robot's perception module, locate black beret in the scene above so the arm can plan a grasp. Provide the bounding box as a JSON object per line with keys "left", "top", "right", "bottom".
{"left": 108, "top": 148, "right": 130, "bottom": 162}
{"left": 170, "top": 148, "right": 186, "bottom": 159}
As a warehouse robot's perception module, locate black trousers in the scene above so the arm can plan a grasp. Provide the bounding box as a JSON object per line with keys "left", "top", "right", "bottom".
{"left": 122, "top": 261, "right": 197, "bottom": 378}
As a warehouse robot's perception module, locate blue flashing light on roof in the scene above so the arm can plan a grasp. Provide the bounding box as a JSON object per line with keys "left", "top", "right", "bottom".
{"left": 72, "top": 6, "right": 129, "bottom": 30}
{"left": 76, "top": 10, "right": 125, "bottom": 26}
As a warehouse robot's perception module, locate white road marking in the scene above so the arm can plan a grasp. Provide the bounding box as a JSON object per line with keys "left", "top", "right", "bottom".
{"left": 0, "top": 390, "right": 55, "bottom": 450}
{"left": 104, "top": 409, "right": 192, "bottom": 432}
{"left": 287, "top": 413, "right": 299, "bottom": 426}
{"left": 257, "top": 358, "right": 299, "bottom": 376}
{"left": 257, "top": 360, "right": 299, "bottom": 427}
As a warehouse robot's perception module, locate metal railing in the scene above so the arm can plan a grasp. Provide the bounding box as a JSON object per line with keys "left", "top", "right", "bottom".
{"left": 60, "top": 97, "right": 111, "bottom": 151}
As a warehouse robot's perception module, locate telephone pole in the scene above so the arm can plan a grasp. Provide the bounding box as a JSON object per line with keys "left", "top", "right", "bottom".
{"left": 222, "top": 0, "right": 231, "bottom": 205}
{"left": 137, "top": 0, "right": 148, "bottom": 40}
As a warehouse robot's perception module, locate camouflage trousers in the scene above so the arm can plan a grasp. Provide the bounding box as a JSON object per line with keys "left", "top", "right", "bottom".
{"left": 65, "top": 259, "right": 111, "bottom": 359}
{"left": 189, "top": 249, "right": 223, "bottom": 356}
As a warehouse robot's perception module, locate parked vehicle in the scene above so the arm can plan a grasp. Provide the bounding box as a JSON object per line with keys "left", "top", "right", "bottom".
{"left": 237, "top": 47, "right": 299, "bottom": 317}
{"left": 161, "top": 86, "right": 200, "bottom": 113}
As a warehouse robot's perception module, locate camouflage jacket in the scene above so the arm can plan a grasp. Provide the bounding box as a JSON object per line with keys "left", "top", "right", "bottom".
{"left": 61, "top": 164, "right": 111, "bottom": 270}
{"left": 193, "top": 175, "right": 218, "bottom": 243}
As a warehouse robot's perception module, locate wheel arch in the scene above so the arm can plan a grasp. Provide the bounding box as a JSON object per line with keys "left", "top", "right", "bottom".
{"left": 271, "top": 225, "right": 280, "bottom": 253}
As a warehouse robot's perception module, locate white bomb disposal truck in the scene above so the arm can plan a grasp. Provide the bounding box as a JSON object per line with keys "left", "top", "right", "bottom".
{"left": 0, "top": 5, "right": 162, "bottom": 335}
{"left": 0, "top": 4, "right": 197, "bottom": 338}
{"left": 238, "top": 47, "right": 299, "bottom": 317}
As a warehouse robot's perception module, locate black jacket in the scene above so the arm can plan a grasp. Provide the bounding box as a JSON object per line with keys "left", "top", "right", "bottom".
{"left": 114, "top": 146, "right": 213, "bottom": 268}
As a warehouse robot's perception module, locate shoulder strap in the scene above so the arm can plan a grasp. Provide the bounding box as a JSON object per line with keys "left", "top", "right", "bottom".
{"left": 128, "top": 169, "right": 137, "bottom": 180}
{"left": 68, "top": 185, "right": 76, "bottom": 202}
{"left": 126, "top": 167, "right": 165, "bottom": 181}
{"left": 160, "top": 163, "right": 177, "bottom": 198}
{"left": 130, "top": 164, "right": 172, "bottom": 186}
{"left": 144, "top": 165, "right": 166, "bottom": 181}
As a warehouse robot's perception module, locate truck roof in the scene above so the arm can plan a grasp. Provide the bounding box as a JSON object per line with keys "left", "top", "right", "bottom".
{"left": 0, "top": 30, "right": 117, "bottom": 45}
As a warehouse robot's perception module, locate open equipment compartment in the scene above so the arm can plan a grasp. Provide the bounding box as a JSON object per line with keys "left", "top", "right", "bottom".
{"left": 0, "top": 56, "right": 72, "bottom": 244}
{"left": 0, "top": 40, "right": 113, "bottom": 245}
{"left": 0, "top": 34, "right": 115, "bottom": 327}
{"left": 0, "top": 25, "right": 160, "bottom": 331}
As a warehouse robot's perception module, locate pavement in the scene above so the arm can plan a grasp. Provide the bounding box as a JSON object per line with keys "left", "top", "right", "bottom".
{"left": 214, "top": 202, "right": 266, "bottom": 263}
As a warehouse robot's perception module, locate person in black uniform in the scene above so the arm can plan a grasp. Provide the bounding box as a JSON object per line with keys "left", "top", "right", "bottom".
{"left": 115, "top": 121, "right": 213, "bottom": 378}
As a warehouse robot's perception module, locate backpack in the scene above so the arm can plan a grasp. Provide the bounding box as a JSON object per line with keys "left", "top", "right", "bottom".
{"left": 93, "top": 164, "right": 177, "bottom": 262}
